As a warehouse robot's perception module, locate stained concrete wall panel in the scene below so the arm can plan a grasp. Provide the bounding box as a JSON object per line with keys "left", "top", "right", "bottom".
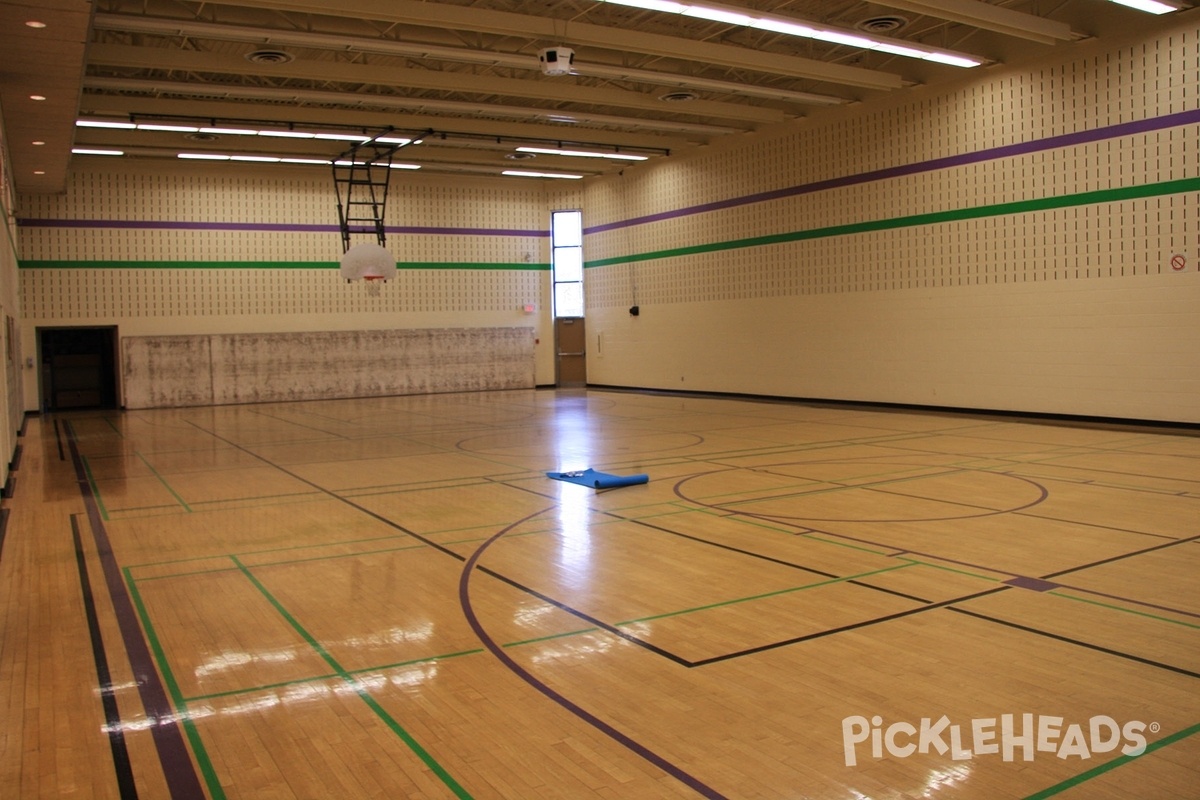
{"left": 122, "top": 335, "right": 215, "bottom": 409}
{"left": 123, "top": 327, "right": 535, "bottom": 409}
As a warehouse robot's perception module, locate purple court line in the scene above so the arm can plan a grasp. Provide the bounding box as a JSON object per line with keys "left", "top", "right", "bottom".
{"left": 64, "top": 422, "right": 207, "bottom": 800}
{"left": 587, "top": 107, "right": 1200, "bottom": 233}
{"left": 16, "top": 218, "right": 547, "bottom": 237}
{"left": 458, "top": 510, "right": 730, "bottom": 800}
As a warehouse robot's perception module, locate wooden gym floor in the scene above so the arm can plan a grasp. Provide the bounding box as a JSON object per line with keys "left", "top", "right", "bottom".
{"left": 1, "top": 388, "right": 1197, "bottom": 799}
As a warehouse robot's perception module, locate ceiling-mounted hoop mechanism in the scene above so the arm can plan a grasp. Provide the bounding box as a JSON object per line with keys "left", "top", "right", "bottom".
{"left": 332, "top": 126, "right": 429, "bottom": 253}
{"left": 333, "top": 127, "right": 431, "bottom": 293}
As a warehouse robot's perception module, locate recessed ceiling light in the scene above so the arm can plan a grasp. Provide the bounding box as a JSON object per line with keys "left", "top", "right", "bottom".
{"left": 32, "top": 141, "right": 45, "bottom": 146}
{"left": 33, "top": 170, "right": 46, "bottom": 175}
{"left": 30, "top": 95, "right": 46, "bottom": 101}
{"left": 25, "top": 20, "right": 47, "bottom": 29}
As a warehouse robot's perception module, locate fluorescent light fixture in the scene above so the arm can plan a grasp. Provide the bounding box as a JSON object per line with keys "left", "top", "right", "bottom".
{"left": 376, "top": 137, "right": 414, "bottom": 145}
{"left": 681, "top": 6, "right": 754, "bottom": 24}
{"left": 72, "top": 148, "right": 124, "bottom": 156}
{"left": 137, "top": 123, "right": 200, "bottom": 132}
{"left": 230, "top": 155, "right": 281, "bottom": 162}
{"left": 749, "top": 18, "right": 818, "bottom": 37}
{"left": 516, "top": 146, "right": 648, "bottom": 161}
{"left": 77, "top": 120, "right": 136, "bottom": 129}
{"left": 600, "top": 0, "right": 985, "bottom": 66}
{"left": 281, "top": 158, "right": 332, "bottom": 164}
{"left": 315, "top": 133, "right": 372, "bottom": 142}
{"left": 503, "top": 170, "right": 584, "bottom": 179}
{"left": 199, "top": 127, "right": 258, "bottom": 135}
{"left": 387, "top": 163, "right": 422, "bottom": 170}
{"left": 179, "top": 153, "right": 231, "bottom": 160}
{"left": 606, "top": 0, "right": 687, "bottom": 10}
{"left": 1108, "top": 0, "right": 1182, "bottom": 12}
{"left": 257, "top": 129, "right": 317, "bottom": 138}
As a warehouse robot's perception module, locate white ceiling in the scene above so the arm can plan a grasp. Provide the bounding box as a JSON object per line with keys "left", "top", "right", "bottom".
{"left": 1, "top": 0, "right": 1194, "bottom": 193}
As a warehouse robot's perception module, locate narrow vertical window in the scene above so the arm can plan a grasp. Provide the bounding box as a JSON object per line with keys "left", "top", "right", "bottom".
{"left": 552, "top": 210, "right": 583, "bottom": 317}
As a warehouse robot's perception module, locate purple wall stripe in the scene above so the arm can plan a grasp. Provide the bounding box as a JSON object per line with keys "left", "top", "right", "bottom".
{"left": 586, "top": 108, "right": 1200, "bottom": 234}
{"left": 15, "top": 218, "right": 548, "bottom": 237}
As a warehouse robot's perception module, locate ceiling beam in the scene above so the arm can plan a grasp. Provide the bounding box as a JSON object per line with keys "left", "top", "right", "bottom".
{"left": 216, "top": 0, "right": 906, "bottom": 89}
{"left": 76, "top": 94, "right": 699, "bottom": 151}
{"left": 86, "top": 43, "right": 793, "bottom": 125}
{"left": 91, "top": 14, "right": 849, "bottom": 107}
{"left": 870, "top": 0, "right": 1077, "bottom": 45}
{"left": 81, "top": 77, "right": 745, "bottom": 137}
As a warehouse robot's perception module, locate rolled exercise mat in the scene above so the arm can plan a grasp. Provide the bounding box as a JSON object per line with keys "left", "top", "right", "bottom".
{"left": 547, "top": 468, "right": 649, "bottom": 489}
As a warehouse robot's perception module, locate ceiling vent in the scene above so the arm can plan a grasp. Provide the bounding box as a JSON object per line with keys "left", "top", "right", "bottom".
{"left": 185, "top": 132, "right": 220, "bottom": 141}
{"left": 856, "top": 16, "right": 908, "bottom": 34}
{"left": 658, "top": 90, "right": 699, "bottom": 102}
{"left": 504, "top": 151, "right": 536, "bottom": 160}
{"left": 245, "top": 49, "right": 294, "bottom": 64}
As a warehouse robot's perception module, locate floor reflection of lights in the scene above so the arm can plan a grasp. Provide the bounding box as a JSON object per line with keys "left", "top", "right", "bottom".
{"left": 921, "top": 764, "right": 971, "bottom": 797}
{"left": 556, "top": 492, "right": 592, "bottom": 588}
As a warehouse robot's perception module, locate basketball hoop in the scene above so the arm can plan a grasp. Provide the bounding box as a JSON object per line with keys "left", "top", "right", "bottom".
{"left": 340, "top": 242, "right": 396, "bottom": 297}
{"left": 363, "top": 275, "right": 385, "bottom": 297}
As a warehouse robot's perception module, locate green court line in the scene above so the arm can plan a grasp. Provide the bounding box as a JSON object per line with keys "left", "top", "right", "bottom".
{"left": 80, "top": 456, "right": 110, "bottom": 522}
{"left": 585, "top": 176, "right": 1200, "bottom": 268}
{"left": 124, "top": 568, "right": 227, "bottom": 800}
{"left": 801, "top": 534, "right": 896, "bottom": 557}
{"left": 615, "top": 563, "right": 916, "bottom": 624}
{"left": 896, "top": 558, "right": 1005, "bottom": 582}
{"left": 230, "top": 556, "right": 473, "bottom": 799}
{"left": 19, "top": 259, "right": 548, "bottom": 271}
{"left": 1047, "top": 591, "right": 1200, "bottom": 630}
{"left": 132, "top": 565, "right": 242, "bottom": 582}
{"left": 241, "top": 541, "right": 431, "bottom": 570}
{"left": 502, "top": 627, "right": 600, "bottom": 648}
{"left": 135, "top": 452, "right": 193, "bottom": 513}
{"left": 185, "top": 648, "right": 485, "bottom": 703}
{"left": 1023, "top": 721, "right": 1200, "bottom": 800}
{"left": 704, "top": 507, "right": 802, "bottom": 537}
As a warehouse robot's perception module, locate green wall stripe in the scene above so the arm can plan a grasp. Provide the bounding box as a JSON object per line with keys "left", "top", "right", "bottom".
{"left": 585, "top": 176, "right": 1200, "bottom": 268}
{"left": 18, "top": 259, "right": 548, "bottom": 271}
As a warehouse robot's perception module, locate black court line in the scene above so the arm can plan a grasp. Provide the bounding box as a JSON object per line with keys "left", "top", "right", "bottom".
{"left": 186, "top": 420, "right": 698, "bottom": 668}
{"left": 71, "top": 515, "right": 140, "bottom": 799}
{"left": 1041, "top": 532, "right": 1200, "bottom": 581}
{"left": 948, "top": 607, "right": 1200, "bottom": 680}
{"left": 63, "top": 421, "right": 206, "bottom": 800}
{"left": 54, "top": 418, "right": 66, "bottom": 461}
{"left": 689, "top": 586, "right": 1012, "bottom": 666}
{"left": 185, "top": 419, "right": 728, "bottom": 796}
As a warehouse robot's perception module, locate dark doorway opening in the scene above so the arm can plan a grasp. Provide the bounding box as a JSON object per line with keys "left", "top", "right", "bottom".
{"left": 38, "top": 327, "right": 119, "bottom": 411}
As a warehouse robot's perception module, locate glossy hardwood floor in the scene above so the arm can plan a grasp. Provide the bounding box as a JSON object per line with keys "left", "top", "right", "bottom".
{"left": 1, "top": 389, "right": 1197, "bottom": 799}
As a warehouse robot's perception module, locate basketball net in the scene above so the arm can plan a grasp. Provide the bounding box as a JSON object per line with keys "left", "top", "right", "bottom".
{"left": 363, "top": 276, "right": 384, "bottom": 297}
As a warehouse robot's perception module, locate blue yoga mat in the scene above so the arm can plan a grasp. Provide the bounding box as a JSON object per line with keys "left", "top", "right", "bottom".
{"left": 546, "top": 468, "right": 649, "bottom": 489}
